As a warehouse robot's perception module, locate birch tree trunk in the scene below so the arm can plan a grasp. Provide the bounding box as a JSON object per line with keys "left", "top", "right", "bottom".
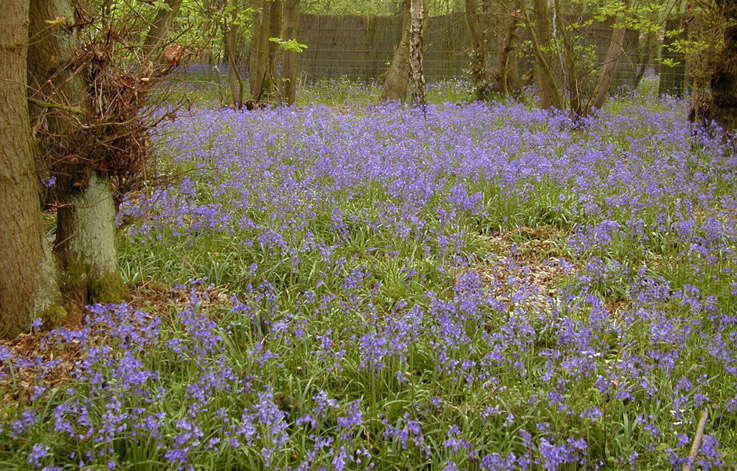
{"left": 409, "top": 0, "right": 426, "bottom": 106}
{"left": 28, "top": 0, "right": 126, "bottom": 305}
{"left": 1, "top": 0, "right": 63, "bottom": 338}
{"left": 382, "top": 0, "right": 412, "bottom": 101}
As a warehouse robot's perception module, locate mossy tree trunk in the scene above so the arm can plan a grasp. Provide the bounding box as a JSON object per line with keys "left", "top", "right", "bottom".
{"left": 0, "top": 0, "right": 63, "bottom": 338}
{"left": 281, "top": 0, "right": 300, "bottom": 105}
{"left": 55, "top": 174, "right": 125, "bottom": 304}
{"left": 28, "top": 0, "right": 126, "bottom": 306}
{"left": 382, "top": 0, "right": 412, "bottom": 101}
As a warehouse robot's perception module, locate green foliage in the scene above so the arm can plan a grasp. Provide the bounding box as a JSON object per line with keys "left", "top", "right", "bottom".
{"left": 269, "top": 37, "right": 309, "bottom": 53}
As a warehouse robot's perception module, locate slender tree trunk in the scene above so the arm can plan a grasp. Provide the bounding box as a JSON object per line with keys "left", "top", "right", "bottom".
{"left": 28, "top": 0, "right": 126, "bottom": 305}
{"left": 0, "top": 0, "right": 63, "bottom": 338}
{"left": 223, "top": 7, "right": 244, "bottom": 109}
{"left": 531, "top": 0, "right": 561, "bottom": 108}
{"left": 382, "top": 0, "right": 412, "bottom": 101}
{"left": 589, "top": 1, "right": 628, "bottom": 111}
{"left": 633, "top": 29, "right": 656, "bottom": 88}
{"left": 281, "top": 0, "right": 300, "bottom": 105}
{"left": 409, "top": 0, "right": 426, "bottom": 106}
{"left": 495, "top": 1, "right": 522, "bottom": 95}
{"left": 267, "top": 0, "right": 283, "bottom": 98}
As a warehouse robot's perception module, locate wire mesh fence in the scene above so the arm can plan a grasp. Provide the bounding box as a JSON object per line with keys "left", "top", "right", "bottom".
{"left": 186, "top": 11, "right": 688, "bottom": 96}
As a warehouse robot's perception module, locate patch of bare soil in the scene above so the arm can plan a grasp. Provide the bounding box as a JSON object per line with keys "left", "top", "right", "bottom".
{"left": 471, "top": 225, "right": 575, "bottom": 310}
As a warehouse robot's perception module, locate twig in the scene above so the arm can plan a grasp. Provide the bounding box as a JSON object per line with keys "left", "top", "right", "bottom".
{"left": 683, "top": 409, "right": 708, "bottom": 471}
{"left": 27, "top": 97, "right": 84, "bottom": 115}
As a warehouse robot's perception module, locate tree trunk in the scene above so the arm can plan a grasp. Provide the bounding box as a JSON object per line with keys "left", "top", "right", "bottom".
{"left": 408, "top": 0, "right": 426, "bottom": 106}
{"left": 55, "top": 173, "right": 124, "bottom": 304}
{"left": 465, "top": 0, "right": 494, "bottom": 100}
{"left": 249, "top": 0, "right": 271, "bottom": 101}
{"left": 494, "top": 0, "right": 522, "bottom": 95}
{"left": 249, "top": 0, "right": 282, "bottom": 102}
{"left": 142, "top": 0, "right": 183, "bottom": 62}
{"left": 267, "top": 0, "right": 283, "bottom": 98}
{"left": 281, "top": 0, "right": 300, "bottom": 105}
{"left": 589, "top": 2, "right": 628, "bottom": 112}
{"left": 224, "top": 7, "right": 244, "bottom": 109}
{"left": 0, "top": 0, "right": 63, "bottom": 338}
{"left": 382, "top": 0, "right": 412, "bottom": 101}
{"left": 531, "top": 0, "right": 561, "bottom": 108}
{"left": 633, "top": 29, "right": 656, "bottom": 89}
{"left": 706, "top": 1, "right": 737, "bottom": 132}
{"left": 28, "top": 0, "right": 126, "bottom": 305}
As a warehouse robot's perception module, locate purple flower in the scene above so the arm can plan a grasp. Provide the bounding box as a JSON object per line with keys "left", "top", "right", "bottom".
{"left": 337, "top": 400, "right": 363, "bottom": 430}
{"left": 28, "top": 443, "right": 49, "bottom": 468}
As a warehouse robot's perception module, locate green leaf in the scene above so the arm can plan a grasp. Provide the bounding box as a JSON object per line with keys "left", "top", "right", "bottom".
{"left": 268, "top": 37, "right": 308, "bottom": 53}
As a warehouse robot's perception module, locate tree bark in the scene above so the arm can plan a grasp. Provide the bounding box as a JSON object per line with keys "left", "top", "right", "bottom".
{"left": 408, "top": 0, "right": 426, "bottom": 106}
{"left": 28, "top": 0, "right": 126, "bottom": 305}
{"left": 464, "top": 0, "right": 494, "bottom": 100}
{"left": 142, "top": 0, "right": 183, "bottom": 62}
{"left": 267, "top": 0, "right": 283, "bottom": 98}
{"left": 633, "top": 29, "right": 656, "bottom": 89}
{"left": 495, "top": 0, "right": 522, "bottom": 95}
{"left": 589, "top": 1, "right": 628, "bottom": 112}
{"left": 249, "top": 0, "right": 282, "bottom": 102}
{"left": 249, "top": 0, "right": 270, "bottom": 101}
{"left": 382, "top": 0, "right": 412, "bottom": 101}
{"left": 55, "top": 173, "right": 124, "bottom": 304}
{"left": 706, "top": 1, "right": 737, "bottom": 132}
{"left": 0, "top": 0, "right": 62, "bottom": 338}
{"left": 224, "top": 3, "right": 244, "bottom": 109}
{"left": 531, "top": 0, "right": 561, "bottom": 108}
{"left": 281, "top": 0, "right": 300, "bottom": 105}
